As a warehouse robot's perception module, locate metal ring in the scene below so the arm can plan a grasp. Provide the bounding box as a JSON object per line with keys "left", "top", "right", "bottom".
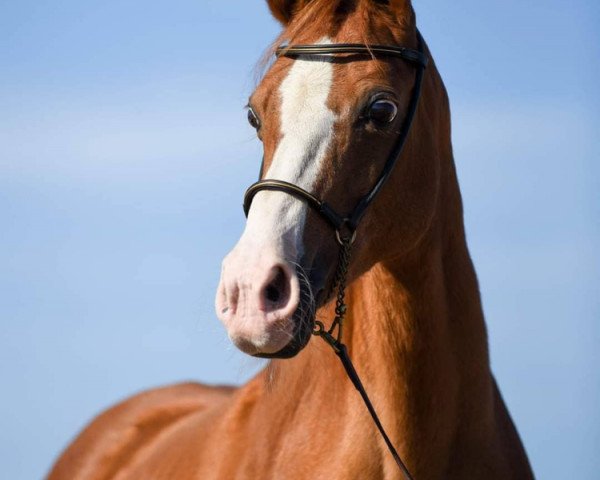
{"left": 313, "top": 320, "right": 326, "bottom": 335}
{"left": 335, "top": 228, "right": 357, "bottom": 246}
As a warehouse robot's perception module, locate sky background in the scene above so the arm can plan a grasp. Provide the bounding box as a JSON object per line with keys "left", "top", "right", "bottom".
{"left": 1, "top": 1, "right": 598, "bottom": 478}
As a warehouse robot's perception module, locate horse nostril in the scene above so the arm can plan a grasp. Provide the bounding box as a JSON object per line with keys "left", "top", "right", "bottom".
{"left": 265, "top": 284, "right": 280, "bottom": 303}
{"left": 264, "top": 266, "right": 288, "bottom": 307}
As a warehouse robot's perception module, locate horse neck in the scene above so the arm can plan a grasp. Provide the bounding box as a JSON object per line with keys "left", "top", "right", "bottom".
{"left": 262, "top": 173, "right": 496, "bottom": 472}
{"left": 340, "top": 222, "right": 496, "bottom": 471}
{"left": 344, "top": 223, "right": 492, "bottom": 407}
{"left": 260, "top": 58, "right": 496, "bottom": 472}
{"left": 259, "top": 224, "right": 495, "bottom": 479}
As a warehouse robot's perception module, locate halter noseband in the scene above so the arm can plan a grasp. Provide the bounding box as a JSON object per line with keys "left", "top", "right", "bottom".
{"left": 241, "top": 30, "right": 428, "bottom": 480}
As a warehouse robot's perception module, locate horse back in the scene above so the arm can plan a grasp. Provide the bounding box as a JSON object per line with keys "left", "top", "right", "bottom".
{"left": 47, "top": 382, "right": 235, "bottom": 480}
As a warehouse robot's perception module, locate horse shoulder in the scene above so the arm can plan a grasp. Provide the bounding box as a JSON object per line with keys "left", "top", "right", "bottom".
{"left": 47, "top": 382, "right": 235, "bottom": 480}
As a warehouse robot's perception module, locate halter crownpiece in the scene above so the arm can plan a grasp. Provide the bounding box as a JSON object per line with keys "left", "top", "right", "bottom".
{"left": 275, "top": 42, "right": 428, "bottom": 68}
{"left": 242, "top": 30, "right": 428, "bottom": 480}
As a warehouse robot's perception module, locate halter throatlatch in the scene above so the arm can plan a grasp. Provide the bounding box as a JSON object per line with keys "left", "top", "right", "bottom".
{"left": 242, "top": 30, "right": 427, "bottom": 480}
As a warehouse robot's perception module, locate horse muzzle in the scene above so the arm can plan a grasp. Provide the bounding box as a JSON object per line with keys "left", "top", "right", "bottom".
{"left": 216, "top": 245, "right": 317, "bottom": 358}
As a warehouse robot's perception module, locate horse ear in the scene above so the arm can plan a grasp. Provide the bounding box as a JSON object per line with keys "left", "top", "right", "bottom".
{"left": 267, "top": 0, "right": 312, "bottom": 25}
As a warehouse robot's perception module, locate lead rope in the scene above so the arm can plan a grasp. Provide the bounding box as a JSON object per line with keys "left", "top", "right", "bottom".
{"left": 313, "top": 235, "right": 415, "bottom": 480}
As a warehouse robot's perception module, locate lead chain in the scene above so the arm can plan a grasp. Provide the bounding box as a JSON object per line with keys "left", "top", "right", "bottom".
{"left": 313, "top": 237, "right": 353, "bottom": 346}
{"left": 329, "top": 238, "right": 352, "bottom": 342}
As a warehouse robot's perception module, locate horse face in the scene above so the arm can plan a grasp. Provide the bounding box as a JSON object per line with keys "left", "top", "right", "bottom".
{"left": 216, "top": 1, "right": 437, "bottom": 358}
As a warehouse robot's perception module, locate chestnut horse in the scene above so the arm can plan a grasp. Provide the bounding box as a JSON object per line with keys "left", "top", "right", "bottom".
{"left": 48, "top": 1, "right": 534, "bottom": 478}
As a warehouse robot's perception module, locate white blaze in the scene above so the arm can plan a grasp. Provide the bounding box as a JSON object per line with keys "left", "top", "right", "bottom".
{"left": 241, "top": 38, "right": 336, "bottom": 259}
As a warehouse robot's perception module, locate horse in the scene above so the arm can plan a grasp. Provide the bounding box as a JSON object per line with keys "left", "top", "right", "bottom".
{"left": 48, "top": 0, "right": 534, "bottom": 478}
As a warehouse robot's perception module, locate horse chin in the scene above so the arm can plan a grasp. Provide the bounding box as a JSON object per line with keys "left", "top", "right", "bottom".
{"left": 251, "top": 319, "right": 313, "bottom": 359}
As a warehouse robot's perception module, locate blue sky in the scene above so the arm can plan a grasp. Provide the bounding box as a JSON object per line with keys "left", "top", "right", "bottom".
{"left": 1, "top": 1, "right": 598, "bottom": 478}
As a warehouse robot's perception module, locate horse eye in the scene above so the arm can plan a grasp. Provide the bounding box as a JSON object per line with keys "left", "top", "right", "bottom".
{"left": 247, "top": 107, "right": 261, "bottom": 130}
{"left": 367, "top": 99, "right": 398, "bottom": 125}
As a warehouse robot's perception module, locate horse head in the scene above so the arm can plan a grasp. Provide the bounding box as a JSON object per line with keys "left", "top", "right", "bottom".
{"left": 216, "top": 0, "right": 443, "bottom": 358}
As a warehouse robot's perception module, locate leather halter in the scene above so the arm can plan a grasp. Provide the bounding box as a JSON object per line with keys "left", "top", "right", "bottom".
{"left": 241, "top": 31, "right": 428, "bottom": 480}
{"left": 243, "top": 31, "right": 428, "bottom": 235}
